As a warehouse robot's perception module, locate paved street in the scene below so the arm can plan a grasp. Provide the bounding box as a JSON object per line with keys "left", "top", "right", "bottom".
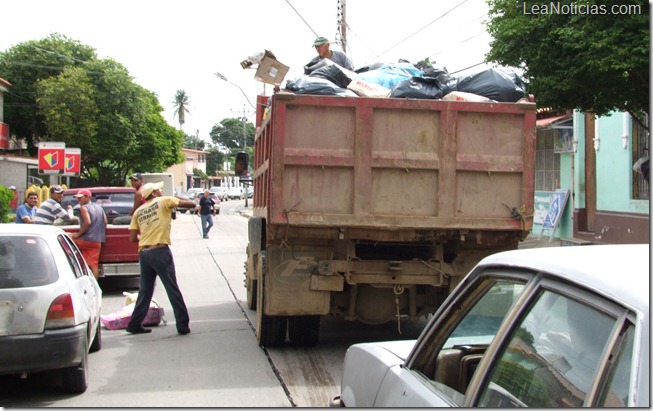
{"left": 0, "top": 204, "right": 292, "bottom": 407}
{"left": 0, "top": 201, "right": 565, "bottom": 407}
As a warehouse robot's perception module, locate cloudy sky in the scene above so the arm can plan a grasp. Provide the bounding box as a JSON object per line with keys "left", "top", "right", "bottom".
{"left": 1, "top": 0, "right": 493, "bottom": 143}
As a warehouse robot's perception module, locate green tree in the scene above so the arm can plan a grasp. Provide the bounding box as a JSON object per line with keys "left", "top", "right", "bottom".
{"left": 486, "top": 0, "right": 649, "bottom": 127}
{"left": 183, "top": 133, "right": 206, "bottom": 151}
{"left": 15, "top": 37, "right": 185, "bottom": 185}
{"left": 210, "top": 118, "right": 254, "bottom": 151}
{"left": 173, "top": 89, "right": 190, "bottom": 130}
{"left": 205, "top": 145, "right": 226, "bottom": 176}
{"left": 0, "top": 33, "right": 96, "bottom": 155}
{"left": 0, "top": 186, "right": 13, "bottom": 223}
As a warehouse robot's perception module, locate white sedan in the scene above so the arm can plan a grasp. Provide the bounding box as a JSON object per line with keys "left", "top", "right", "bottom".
{"left": 0, "top": 224, "right": 103, "bottom": 394}
{"left": 331, "top": 244, "right": 649, "bottom": 407}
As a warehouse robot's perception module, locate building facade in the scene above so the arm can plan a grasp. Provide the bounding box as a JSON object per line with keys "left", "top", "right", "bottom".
{"left": 532, "top": 111, "right": 649, "bottom": 244}
{"left": 166, "top": 148, "right": 209, "bottom": 193}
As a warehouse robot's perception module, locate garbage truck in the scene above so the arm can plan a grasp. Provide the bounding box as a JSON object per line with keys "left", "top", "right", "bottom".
{"left": 244, "top": 92, "right": 537, "bottom": 347}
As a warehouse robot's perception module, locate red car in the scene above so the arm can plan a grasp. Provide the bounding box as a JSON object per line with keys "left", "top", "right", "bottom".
{"left": 62, "top": 187, "right": 135, "bottom": 224}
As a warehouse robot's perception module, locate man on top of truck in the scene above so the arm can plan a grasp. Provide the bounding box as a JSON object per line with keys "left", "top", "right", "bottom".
{"left": 305, "top": 36, "right": 354, "bottom": 73}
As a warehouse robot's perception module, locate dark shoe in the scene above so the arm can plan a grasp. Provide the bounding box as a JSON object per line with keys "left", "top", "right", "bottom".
{"left": 126, "top": 326, "right": 152, "bottom": 334}
{"left": 178, "top": 328, "right": 191, "bottom": 335}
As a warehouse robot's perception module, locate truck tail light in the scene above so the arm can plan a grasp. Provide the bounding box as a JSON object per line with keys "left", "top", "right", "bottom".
{"left": 45, "top": 293, "right": 75, "bottom": 328}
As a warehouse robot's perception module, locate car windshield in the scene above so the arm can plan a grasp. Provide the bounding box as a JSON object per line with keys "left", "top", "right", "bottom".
{"left": 62, "top": 191, "right": 134, "bottom": 223}
{"left": 0, "top": 236, "right": 58, "bottom": 288}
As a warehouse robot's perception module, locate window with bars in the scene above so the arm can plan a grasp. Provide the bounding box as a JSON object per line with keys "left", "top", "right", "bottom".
{"left": 632, "top": 113, "right": 649, "bottom": 200}
{"left": 535, "top": 129, "right": 561, "bottom": 191}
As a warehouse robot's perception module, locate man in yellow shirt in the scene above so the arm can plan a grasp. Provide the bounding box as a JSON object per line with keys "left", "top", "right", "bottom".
{"left": 126, "top": 181, "right": 196, "bottom": 335}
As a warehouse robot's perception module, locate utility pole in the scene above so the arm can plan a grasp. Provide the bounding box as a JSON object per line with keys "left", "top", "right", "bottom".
{"left": 242, "top": 105, "right": 249, "bottom": 208}
{"left": 340, "top": 0, "right": 347, "bottom": 53}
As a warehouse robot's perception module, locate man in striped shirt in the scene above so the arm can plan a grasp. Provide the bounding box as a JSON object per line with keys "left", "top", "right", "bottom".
{"left": 34, "top": 185, "right": 77, "bottom": 225}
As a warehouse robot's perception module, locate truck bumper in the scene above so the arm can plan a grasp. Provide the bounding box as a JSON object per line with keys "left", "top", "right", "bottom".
{"left": 100, "top": 262, "right": 140, "bottom": 277}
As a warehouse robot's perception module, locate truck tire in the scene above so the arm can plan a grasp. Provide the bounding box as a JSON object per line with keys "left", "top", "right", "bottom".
{"left": 258, "top": 313, "right": 286, "bottom": 347}
{"left": 245, "top": 246, "right": 258, "bottom": 310}
{"left": 256, "top": 253, "right": 286, "bottom": 347}
{"left": 288, "top": 315, "right": 320, "bottom": 347}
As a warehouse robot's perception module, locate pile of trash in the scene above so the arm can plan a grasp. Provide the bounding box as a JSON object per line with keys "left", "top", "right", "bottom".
{"left": 284, "top": 58, "right": 527, "bottom": 103}
{"left": 100, "top": 292, "right": 166, "bottom": 330}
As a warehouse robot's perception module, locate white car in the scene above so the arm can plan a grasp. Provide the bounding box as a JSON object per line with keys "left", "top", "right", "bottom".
{"left": 209, "top": 186, "right": 229, "bottom": 201}
{"left": 227, "top": 187, "right": 245, "bottom": 200}
{"left": 331, "top": 244, "right": 649, "bottom": 408}
{"left": 0, "top": 224, "right": 103, "bottom": 394}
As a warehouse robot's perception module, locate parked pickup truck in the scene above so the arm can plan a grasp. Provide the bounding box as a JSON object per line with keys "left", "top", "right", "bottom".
{"left": 245, "top": 93, "right": 537, "bottom": 347}
{"left": 61, "top": 187, "right": 140, "bottom": 278}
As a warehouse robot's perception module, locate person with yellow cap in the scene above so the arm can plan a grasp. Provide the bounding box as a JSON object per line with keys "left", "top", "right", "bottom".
{"left": 126, "top": 181, "right": 196, "bottom": 335}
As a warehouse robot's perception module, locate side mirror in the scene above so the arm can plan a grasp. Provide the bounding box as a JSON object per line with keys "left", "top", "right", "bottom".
{"left": 235, "top": 152, "right": 249, "bottom": 177}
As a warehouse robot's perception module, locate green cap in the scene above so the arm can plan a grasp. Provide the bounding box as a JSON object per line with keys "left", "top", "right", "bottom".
{"left": 313, "top": 36, "right": 329, "bottom": 46}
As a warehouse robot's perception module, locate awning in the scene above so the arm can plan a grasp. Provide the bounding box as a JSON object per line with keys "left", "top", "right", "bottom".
{"left": 537, "top": 114, "right": 573, "bottom": 129}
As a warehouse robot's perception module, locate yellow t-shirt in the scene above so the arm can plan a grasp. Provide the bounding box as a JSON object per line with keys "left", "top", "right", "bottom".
{"left": 129, "top": 196, "right": 180, "bottom": 252}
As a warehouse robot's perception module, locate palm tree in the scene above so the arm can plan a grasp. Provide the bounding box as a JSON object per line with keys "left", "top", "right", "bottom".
{"left": 173, "top": 90, "right": 191, "bottom": 129}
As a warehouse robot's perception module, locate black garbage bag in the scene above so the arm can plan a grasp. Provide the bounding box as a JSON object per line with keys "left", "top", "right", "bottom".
{"left": 354, "top": 61, "right": 385, "bottom": 74}
{"left": 390, "top": 76, "right": 443, "bottom": 99}
{"left": 309, "top": 62, "right": 355, "bottom": 88}
{"left": 304, "top": 58, "right": 331, "bottom": 75}
{"left": 456, "top": 67, "right": 526, "bottom": 102}
{"left": 414, "top": 60, "right": 454, "bottom": 85}
{"left": 285, "top": 75, "right": 356, "bottom": 96}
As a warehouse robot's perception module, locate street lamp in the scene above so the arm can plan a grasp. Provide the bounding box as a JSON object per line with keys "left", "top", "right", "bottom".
{"left": 215, "top": 71, "right": 253, "bottom": 207}
{"left": 214, "top": 72, "right": 256, "bottom": 109}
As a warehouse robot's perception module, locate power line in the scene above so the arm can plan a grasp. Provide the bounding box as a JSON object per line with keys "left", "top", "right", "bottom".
{"left": 428, "top": 31, "right": 487, "bottom": 59}
{"left": 284, "top": 0, "right": 318, "bottom": 37}
{"left": 449, "top": 61, "right": 487, "bottom": 75}
{"left": 30, "top": 45, "right": 92, "bottom": 65}
{"left": 377, "top": 0, "right": 470, "bottom": 58}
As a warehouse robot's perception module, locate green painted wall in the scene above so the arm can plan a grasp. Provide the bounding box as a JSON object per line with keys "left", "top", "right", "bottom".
{"left": 530, "top": 110, "right": 649, "bottom": 240}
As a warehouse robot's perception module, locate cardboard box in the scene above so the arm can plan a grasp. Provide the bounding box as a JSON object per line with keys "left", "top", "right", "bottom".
{"left": 254, "top": 50, "right": 289, "bottom": 85}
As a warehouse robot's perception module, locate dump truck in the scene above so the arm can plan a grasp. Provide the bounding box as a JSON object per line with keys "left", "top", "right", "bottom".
{"left": 244, "top": 93, "right": 537, "bottom": 347}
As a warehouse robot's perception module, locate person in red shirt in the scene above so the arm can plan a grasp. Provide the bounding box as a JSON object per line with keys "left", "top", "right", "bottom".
{"left": 9, "top": 185, "right": 18, "bottom": 214}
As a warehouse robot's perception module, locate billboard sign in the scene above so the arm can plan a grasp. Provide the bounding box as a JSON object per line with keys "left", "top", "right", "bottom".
{"left": 63, "top": 148, "right": 82, "bottom": 175}
{"left": 38, "top": 142, "right": 66, "bottom": 174}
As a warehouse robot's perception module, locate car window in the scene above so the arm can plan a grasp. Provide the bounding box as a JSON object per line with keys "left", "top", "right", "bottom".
{"left": 410, "top": 276, "right": 527, "bottom": 405}
{"left": 597, "top": 322, "right": 635, "bottom": 407}
{"left": 0, "top": 236, "right": 59, "bottom": 288}
{"left": 57, "top": 234, "right": 89, "bottom": 279}
{"left": 477, "top": 288, "right": 622, "bottom": 407}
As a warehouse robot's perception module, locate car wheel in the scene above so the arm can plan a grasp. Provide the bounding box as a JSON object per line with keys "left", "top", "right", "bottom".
{"left": 61, "top": 338, "right": 89, "bottom": 393}
{"left": 90, "top": 322, "right": 102, "bottom": 353}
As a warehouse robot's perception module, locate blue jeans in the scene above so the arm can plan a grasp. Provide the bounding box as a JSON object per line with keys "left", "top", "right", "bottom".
{"left": 200, "top": 213, "right": 213, "bottom": 237}
{"left": 128, "top": 246, "right": 189, "bottom": 332}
